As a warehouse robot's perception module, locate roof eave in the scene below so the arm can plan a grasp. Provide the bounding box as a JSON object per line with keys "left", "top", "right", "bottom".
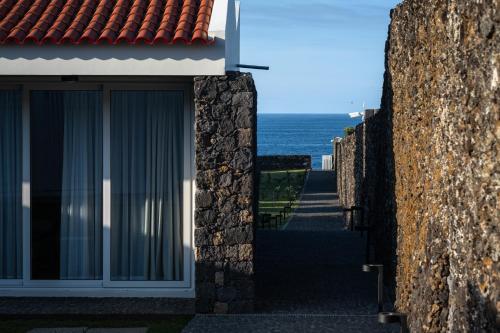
{"left": 0, "top": 0, "right": 238, "bottom": 77}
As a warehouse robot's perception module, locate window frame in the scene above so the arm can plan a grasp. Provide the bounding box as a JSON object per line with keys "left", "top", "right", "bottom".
{"left": 0, "top": 82, "right": 195, "bottom": 297}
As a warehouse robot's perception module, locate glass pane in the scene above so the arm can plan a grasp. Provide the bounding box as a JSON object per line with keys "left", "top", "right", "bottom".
{"left": 111, "top": 91, "right": 184, "bottom": 281}
{"left": 0, "top": 90, "right": 22, "bottom": 279}
{"left": 30, "top": 91, "right": 102, "bottom": 280}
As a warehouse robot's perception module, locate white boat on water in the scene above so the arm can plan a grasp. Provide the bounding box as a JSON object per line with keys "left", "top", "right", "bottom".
{"left": 349, "top": 112, "right": 364, "bottom": 118}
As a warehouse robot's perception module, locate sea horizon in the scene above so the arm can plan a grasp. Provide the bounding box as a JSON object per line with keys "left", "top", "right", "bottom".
{"left": 257, "top": 112, "right": 355, "bottom": 115}
{"left": 257, "top": 113, "right": 362, "bottom": 169}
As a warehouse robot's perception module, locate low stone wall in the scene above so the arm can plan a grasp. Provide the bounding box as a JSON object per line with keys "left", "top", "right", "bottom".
{"left": 257, "top": 155, "right": 311, "bottom": 171}
{"left": 194, "top": 73, "right": 257, "bottom": 314}
{"left": 337, "top": 0, "right": 498, "bottom": 331}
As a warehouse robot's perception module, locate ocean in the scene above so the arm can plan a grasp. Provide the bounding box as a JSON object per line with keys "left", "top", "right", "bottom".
{"left": 257, "top": 114, "right": 362, "bottom": 170}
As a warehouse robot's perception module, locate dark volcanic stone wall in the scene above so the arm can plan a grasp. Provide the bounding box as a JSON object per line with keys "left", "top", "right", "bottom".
{"left": 387, "top": 1, "right": 499, "bottom": 331}
{"left": 194, "top": 73, "right": 257, "bottom": 314}
{"left": 363, "top": 108, "right": 398, "bottom": 301}
{"left": 387, "top": 1, "right": 499, "bottom": 332}
{"left": 338, "top": 1, "right": 499, "bottom": 331}
{"left": 337, "top": 129, "right": 358, "bottom": 210}
{"left": 337, "top": 113, "right": 397, "bottom": 287}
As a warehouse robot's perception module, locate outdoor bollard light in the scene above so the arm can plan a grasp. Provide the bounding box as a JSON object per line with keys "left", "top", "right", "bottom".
{"left": 362, "top": 264, "right": 384, "bottom": 313}
{"left": 378, "top": 312, "right": 409, "bottom": 333}
{"left": 343, "top": 206, "right": 364, "bottom": 232}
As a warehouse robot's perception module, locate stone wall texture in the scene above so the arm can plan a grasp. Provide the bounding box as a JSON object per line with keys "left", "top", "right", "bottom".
{"left": 194, "top": 73, "right": 257, "bottom": 314}
{"left": 257, "top": 155, "right": 311, "bottom": 171}
{"left": 337, "top": 125, "right": 363, "bottom": 211}
{"left": 336, "top": 111, "right": 398, "bottom": 289}
{"left": 388, "top": 1, "right": 499, "bottom": 331}
{"left": 338, "top": 0, "right": 499, "bottom": 331}
{"left": 337, "top": 131, "right": 354, "bottom": 214}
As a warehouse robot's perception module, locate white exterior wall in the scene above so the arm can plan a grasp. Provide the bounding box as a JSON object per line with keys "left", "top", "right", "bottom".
{"left": 224, "top": 0, "right": 241, "bottom": 71}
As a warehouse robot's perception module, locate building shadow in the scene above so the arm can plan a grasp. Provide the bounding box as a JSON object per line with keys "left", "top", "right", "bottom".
{"left": 254, "top": 171, "right": 382, "bottom": 315}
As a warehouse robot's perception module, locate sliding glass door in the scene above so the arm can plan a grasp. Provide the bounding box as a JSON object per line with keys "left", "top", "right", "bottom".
{"left": 110, "top": 91, "right": 184, "bottom": 282}
{"left": 0, "top": 84, "right": 192, "bottom": 294}
{"left": 30, "top": 91, "right": 102, "bottom": 280}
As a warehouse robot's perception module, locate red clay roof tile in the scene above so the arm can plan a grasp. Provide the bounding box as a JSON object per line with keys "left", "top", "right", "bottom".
{"left": 135, "top": 0, "right": 163, "bottom": 43}
{"left": 0, "top": 0, "right": 214, "bottom": 45}
{"left": 0, "top": 0, "right": 18, "bottom": 21}
{"left": 5, "top": 0, "right": 49, "bottom": 43}
{"left": 173, "top": 0, "right": 197, "bottom": 43}
{"left": 153, "top": 0, "right": 180, "bottom": 43}
{"left": 192, "top": 0, "right": 212, "bottom": 42}
{"left": 0, "top": 0, "right": 33, "bottom": 41}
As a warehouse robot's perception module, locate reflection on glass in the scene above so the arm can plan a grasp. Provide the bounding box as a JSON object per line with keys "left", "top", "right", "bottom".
{"left": 30, "top": 91, "right": 102, "bottom": 280}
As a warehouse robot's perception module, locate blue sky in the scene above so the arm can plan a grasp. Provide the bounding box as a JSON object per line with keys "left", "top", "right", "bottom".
{"left": 239, "top": 0, "right": 402, "bottom": 114}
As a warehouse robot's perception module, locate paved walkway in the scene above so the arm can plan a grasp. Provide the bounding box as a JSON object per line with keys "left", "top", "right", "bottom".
{"left": 183, "top": 171, "right": 397, "bottom": 333}
{"left": 28, "top": 328, "right": 147, "bottom": 333}
{"left": 284, "top": 171, "right": 344, "bottom": 232}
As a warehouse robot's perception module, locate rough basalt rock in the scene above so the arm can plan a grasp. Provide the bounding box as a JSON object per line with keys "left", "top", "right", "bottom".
{"left": 386, "top": 1, "right": 499, "bottom": 331}
{"left": 338, "top": 1, "right": 499, "bottom": 331}
{"left": 336, "top": 110, "right": 397, "bottom": 288}
{"left": 194, "top": 73, "right": 257, "bottom": 314}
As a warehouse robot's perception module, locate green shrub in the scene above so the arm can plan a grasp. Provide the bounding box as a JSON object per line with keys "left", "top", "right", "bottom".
{"left": 344, "top": 127, "right": 355, "bottom": 137}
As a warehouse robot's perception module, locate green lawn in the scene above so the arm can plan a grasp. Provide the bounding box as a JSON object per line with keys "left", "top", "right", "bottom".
{"left": 0, "top": 316, "right": 192, "bottom": 333}
{"left": 258, "top": 169, "right": 307, "bottom": 229}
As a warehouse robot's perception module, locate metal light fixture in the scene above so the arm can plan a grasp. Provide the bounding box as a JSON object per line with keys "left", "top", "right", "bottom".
{"left": 378, "top": 312, "right": 409, "bottom": 333}
{"left": 61, "top": 75, "right": 79, "bottom": 83}
{"left": 363, "top": 264, "right": 409, "bottom": 333}
{"left": 362, "top": 264, "right": 384, "bottom": 312}
{"left": 236, "top": 64, "right": 270, "bottom": 70}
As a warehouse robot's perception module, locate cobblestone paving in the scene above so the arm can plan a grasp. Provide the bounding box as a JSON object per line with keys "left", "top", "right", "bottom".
{"left": 182, "top": 314, "right": 399, "bottom": 333}
{"left": 183, "top": 171, "right": 398, "bottom": 332}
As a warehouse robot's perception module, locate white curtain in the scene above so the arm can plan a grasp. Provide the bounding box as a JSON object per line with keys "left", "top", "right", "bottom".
{"left": 60, "top": 91, "right": 102, "bottom": 280}
{"left": 111, "top": 91, "right": 184, "bottom": 281}
{"left": 0, "top": 90, "right": 22, "bottom": 279}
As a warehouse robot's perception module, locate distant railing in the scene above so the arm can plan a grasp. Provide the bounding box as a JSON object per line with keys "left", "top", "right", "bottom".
{"left": 257, "top": 155, "right": 312, "bottom": 171}
{"left": 322, "top": 155, "right": 333, "bottom": 170}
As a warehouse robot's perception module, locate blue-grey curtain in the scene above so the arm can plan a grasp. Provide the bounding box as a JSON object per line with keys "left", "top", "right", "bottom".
{"left": 0, "top": 90, "right": 22, "bottom": 279}
{"left": 59, "top": 91, "right": 102, "bottom": 280}
{"left": 111, "top": 91, "right": 184, "bottom": 281}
